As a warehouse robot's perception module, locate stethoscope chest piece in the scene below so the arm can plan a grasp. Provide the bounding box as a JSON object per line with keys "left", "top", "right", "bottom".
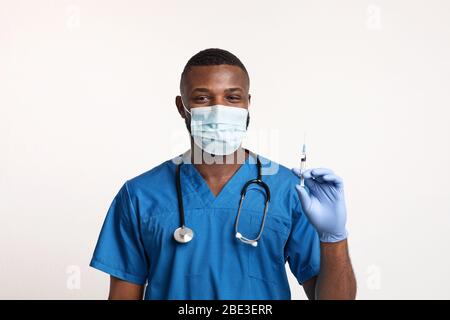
{"left": 174, "top": 226, "right": 194, "bottom": 244}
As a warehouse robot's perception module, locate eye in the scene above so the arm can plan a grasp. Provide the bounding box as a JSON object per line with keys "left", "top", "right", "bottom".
{"left": 227, "top": 95, "right": 241, "bottom": 101}
{"left": 194, "top": 96, "right": 209, "bottom": 102}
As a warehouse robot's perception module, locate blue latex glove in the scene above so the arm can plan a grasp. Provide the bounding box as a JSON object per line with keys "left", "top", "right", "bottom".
{"left": 292, "top": 167, "right": 348, "bottom": 243}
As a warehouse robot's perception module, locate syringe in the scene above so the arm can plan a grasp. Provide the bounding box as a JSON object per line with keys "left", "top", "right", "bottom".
{"left": 300, "top": 134, "right": 307, "bottom": 187}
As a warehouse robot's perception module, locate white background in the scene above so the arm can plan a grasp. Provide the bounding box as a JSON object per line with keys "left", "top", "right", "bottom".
{"left": 1, "top": 0, "right": 449, "bottom": 299}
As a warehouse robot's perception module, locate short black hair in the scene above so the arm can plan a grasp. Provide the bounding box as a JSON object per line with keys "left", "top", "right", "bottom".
{"left": 180, "top": 48, "right": 249, "bottom": 93}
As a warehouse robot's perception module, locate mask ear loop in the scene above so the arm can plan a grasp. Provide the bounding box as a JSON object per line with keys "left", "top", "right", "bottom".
{"left": 181, "top": 98, "right": 191, "bottom": 116}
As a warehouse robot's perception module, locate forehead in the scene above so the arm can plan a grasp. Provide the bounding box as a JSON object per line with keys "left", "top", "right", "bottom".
{"left": 182, "top": 65, "right": 249, "bottom": 93}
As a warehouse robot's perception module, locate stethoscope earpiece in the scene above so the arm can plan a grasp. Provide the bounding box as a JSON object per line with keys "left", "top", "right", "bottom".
{"left": 235, "top": 232, "right": 259, "bottom": 247}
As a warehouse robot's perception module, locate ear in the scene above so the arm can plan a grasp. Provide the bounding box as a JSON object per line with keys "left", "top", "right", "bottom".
{"left": 175, "top": 95, "right": 187, "bottom": 119}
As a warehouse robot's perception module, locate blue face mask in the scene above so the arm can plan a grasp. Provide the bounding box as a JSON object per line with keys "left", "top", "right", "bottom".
{"left": 183, "top": 104, "right": 249, "bottom": 156}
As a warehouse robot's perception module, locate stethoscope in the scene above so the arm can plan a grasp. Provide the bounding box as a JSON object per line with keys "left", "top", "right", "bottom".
{"left": 173, "top": 151, "right": 271, "bottom": 247}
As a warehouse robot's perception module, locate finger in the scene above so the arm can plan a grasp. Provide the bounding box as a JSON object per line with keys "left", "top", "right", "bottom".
{"left": 291, "top": 167, "right": 301, "bottom": 177}
{"left": 311, "top": 168, "right": 334, "bottom": 178}
{"left": 303, "top": 173, "right": 317, "bottom": 190}
{"left": 322, "top": 174, "right": 344, "bottom": 187}
{"left": 295, "top": 184, "right": 311, "bottom": 212}
{"left": 302, "top": 169, "right": 313, "bottom": 180}
{"left": 292, "top": 168, "right": 314, "bottom": 191}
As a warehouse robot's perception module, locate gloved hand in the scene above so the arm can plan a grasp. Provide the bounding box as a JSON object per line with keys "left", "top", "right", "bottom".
{"left": 292, "top": 167, "right": 348, "bottom": 243}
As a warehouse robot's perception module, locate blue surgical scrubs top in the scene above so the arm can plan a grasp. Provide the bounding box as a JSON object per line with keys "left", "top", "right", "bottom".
{"left": 90, "top": 154, "right": 320, "bottom": 299}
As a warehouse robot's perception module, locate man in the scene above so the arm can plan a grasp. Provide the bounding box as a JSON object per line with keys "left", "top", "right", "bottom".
{"left": 90, "top": 48, "right": 356, "bottom": 300}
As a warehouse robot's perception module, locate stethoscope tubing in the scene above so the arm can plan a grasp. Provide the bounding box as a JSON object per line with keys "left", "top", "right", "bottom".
{"left": 174, "top": 150, "right": 270, "bottom": 246}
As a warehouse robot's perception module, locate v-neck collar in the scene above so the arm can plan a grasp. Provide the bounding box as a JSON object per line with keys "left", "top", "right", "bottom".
{"left": 179, "top": 151, "right": 254, "bottom": 208}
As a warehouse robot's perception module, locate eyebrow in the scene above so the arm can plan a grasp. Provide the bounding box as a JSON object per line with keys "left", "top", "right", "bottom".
{"left": 190, "top": 87, "right": 244, "bottom": 94}
{"left": 225, "top": 87, "right": 244, "bottom": 93}
{"left": 191, "top": 88, "right": 210, "bottom": 93}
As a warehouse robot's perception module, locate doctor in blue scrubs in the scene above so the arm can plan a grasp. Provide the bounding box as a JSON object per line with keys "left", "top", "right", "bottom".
{"left": 90, "top": 48, "right": 357, "bottom": 300}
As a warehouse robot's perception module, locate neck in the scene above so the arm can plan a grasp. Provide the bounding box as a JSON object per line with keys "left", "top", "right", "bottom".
{"left": 190, "top": 144, "right": 248, "bottom": 182}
